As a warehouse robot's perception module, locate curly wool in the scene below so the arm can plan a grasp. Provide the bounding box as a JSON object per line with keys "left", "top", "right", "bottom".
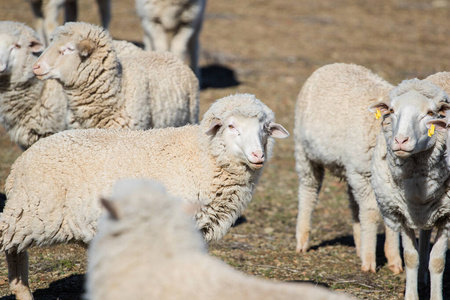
{"left": 50, "top": 22, "right": 199, "bottom": 130}
{"left": 0, "top": 21, "right": 67, "bottom": 150}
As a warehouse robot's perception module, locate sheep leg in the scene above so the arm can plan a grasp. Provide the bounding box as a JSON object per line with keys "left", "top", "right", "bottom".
{"left": 143, "top": 21, "right": 169, "bottom": 52}
{"left": 187, "top": 29, "right": 200, "bottom": 79}
{"left": 64, "top": 0, "right": 77, "bottom": 22}
{"left": 402, "top": 228, "right": 419, "bottom": 300}
{"left": 6, "top": 250, "right": 33, "bottom": 300}
{"left": 429, "top": 228, "right": 447, "bottom": 300}
{"left": 294, "top": 144, "right": 324, "bottom": 253}
{"left": 96, "top": 0, "right": 111, "bottom": 29}
{"left": 418, "top": 229, "right": 431, "bottom": 286}
{"left": 171, "top": 26, "right": 196, "bottom": 72}
{"left": 347, "top": 185, "right": 361, "bottom": 257}
{"left": 29, "top": 0, "right": 46, "bottom": 45}
{"left": 384, "top": 225, "right": 402, "bottom": 273}
{"left": 44, "top": 0, "right": 66, "bottom": 44}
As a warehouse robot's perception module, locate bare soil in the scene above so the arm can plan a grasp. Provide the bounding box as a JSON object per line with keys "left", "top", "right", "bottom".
{"left": 1, "top": 0, "right": 450, "bottom": 299}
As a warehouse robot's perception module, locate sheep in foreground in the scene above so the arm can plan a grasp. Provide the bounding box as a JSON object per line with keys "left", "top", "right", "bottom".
{"left": 29, "top": 0, "right": 110, "bottom": 45}
{"left": 33, "top": 22, "right": 199, "bottom": 130}
{"left": 135, "top": 0, "right": 206, "bottom": 78}
{"left": 0, "top": 93, "right": 289, "bottom": 300}
{"left": 0, "top": 21, "right": 67, "bottom": 150}
{"left": 86, "top": 178, "right": 352, "bottom": 300}
{"left": 294, "top": 63, "right": 402, "bottom": 273}
{"left": 370, "top": 79, "right": 450, "bottom": 300}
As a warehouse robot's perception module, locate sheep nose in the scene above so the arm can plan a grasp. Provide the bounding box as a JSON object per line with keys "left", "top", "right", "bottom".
{"left": 251, "top": 150, "right": 265, "bottom": 163}
{"left": 394, "top": 135, "right": 409, "bottom": 145}
{"left": 32, "top": 63, "right": 40, "bottom": 72}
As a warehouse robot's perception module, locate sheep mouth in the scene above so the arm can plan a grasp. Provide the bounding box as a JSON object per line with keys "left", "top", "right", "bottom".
{"left": 248, "top": 162, "right": 264, "bottom": 169}
{"left": 393, "top": 150, "right": 412, "bottom": 158}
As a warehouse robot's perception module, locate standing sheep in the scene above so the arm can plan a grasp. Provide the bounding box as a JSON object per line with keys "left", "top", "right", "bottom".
{"left": 0, "top": 21, "right": 67, "bottom": 150}
{"left": 86, "top": 178, "right": 352, "bottom": 300}
{"left": 294, "top": 63, "right": 402, "bottom": 273}
{"left": 33, "top": 22, "right": 199, "bottom": 130}
{"left": 370, "top": 79, "right": 450, "bottom": 300}
{"left": 0, "top": 93, "right": 289, "bottom": 300}
{"left": 29, "top": 0, "right": 110, "bottom": 45}
{"left": 135, "top": 0, "right": 206, "bottom": 78}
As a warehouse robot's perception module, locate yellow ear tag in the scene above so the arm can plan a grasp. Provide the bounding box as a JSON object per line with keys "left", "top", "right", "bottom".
{"left": 375, "top": 109, "right": 381, "bottom": 120}
{"left": 428, "top": 124, "right": 435, "bottom": 137}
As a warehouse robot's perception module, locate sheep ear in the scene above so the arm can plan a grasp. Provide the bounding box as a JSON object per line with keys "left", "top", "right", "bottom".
{"left": 29, "top": 39, "right": 44, "bottom": 54}
{"left": 77, "top": 39, "right": 96, "bottom": 58}
{"left": 268, "top": 122, "right": 290, "bottom": 139}
{"left": 205, "top": 119, "right": 222, "bottom": 136}
{"left": 438, "top": 102, "right": 450, "bottom": 116}
{"left": 100, "top": 197, "right": 121, "bottom": 220}
{"left": 368, "top": 101, "right": 390, "bottom": 115}
{"left": 426, "top": 119, "right": 447, "bottom": 132}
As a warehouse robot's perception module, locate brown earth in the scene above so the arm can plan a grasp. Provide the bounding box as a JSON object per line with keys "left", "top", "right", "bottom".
{"left": 1, "top": 0, "right": 450, "bottom": 299}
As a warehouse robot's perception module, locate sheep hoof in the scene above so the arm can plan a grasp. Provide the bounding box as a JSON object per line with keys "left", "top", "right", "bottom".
{"left": 387, "top": 261, "right": 403, "bottom": 274}
{"left": 295, "top": 237, "right": 309, "bottom": 253}
{"left": 361, "top": 263, "right": 376, "bottom": 273}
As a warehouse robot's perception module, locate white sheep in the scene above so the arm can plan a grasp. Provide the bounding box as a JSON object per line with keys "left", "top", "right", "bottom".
{"left": 0, "top": 21, "right": 67, "bottom": 150}
{"left": 86, "top": 178, "right": 352, "bottom": 300}
{"left": 33, "top": 22, "right": 199, "bottom": 130}
{"left": 29, "top": 0, "right": 110, "bottom": 45}
{"left": 0, "top": 93, "right": 289, "bottom": 300}
{"left": 135, "top": 0, "right": 206, "bottom": 78}
{"left": 370, "top": 79, "right": 450, "bottom": 300}
{"left": 294, "top": 63, "right": 402, "bottom": 274}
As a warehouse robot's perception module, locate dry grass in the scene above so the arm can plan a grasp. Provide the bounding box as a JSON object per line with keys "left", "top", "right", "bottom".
{"left": 1, "top": 0, "right": 450, "bottom": 299}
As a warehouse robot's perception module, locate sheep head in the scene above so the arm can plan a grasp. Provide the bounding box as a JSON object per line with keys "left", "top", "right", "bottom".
{"left": 204, "top": 94, "right": 289, "bottom": 170}
{"left": 370, "top": 79, "right": 449, "bottom": 159}
{"left": 32, "top": 22, "right": 112, "bottom": 87}
{"left": 0, "top": 21, "right": 43, "bottom": 82}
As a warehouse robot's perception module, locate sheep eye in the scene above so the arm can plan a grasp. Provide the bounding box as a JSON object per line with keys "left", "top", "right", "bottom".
{"left": 447, "top": 124, "right": 450, "bottom": 128}
{"left": 389, "top": 108, "right": 394, "bottom": 114}
{"left": 228, "top": 124, "right": 234, "bottom": 129}
{"left": 427, "top": 111, "right": 434, "bottom": 116}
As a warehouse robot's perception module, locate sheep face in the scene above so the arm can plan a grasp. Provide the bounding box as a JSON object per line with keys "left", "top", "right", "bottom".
{"left": 0, "top": 23, "right": 43, "bottom": 80}
{"left": 426, "top": 105, "right": 450, "bottom": 165}
{"left": 206, "top": 115, "right": 289, "bottom": 170}
{"left": 33, "top": 35, "right": 94, "bottom": 85}
{"left": 371, "top": 92, "right": 447, "bottom": 159}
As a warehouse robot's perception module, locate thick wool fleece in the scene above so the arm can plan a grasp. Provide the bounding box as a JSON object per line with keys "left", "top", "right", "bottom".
{"left": 294, "top": 63, "right": 401, "bottom": 273}
{"left": 51, "top": 22, "right": 199, "bottom": 130}
{"left": 371, "top": 79, "right": 450, "bottom": 232}
{"left": 86, "top": 179, "right": 353, "bottom": 300}
{"left": 0, "top": 21, "right": 67, "bottom": 150}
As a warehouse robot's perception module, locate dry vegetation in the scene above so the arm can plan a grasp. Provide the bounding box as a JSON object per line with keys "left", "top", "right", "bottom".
{"left": 1, "top": 0, "right": 450, "bottom": 299}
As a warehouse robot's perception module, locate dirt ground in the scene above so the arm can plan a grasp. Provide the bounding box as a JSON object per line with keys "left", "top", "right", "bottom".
{"left": 1, "top": 0, "right": 450, "bottom": 299}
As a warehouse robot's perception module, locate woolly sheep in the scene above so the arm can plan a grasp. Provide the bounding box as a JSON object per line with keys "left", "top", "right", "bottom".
{"left": 86, "top": 178, "right": 352, "bottom": 300}
{"left": 0, "top": 93, "right": 289, "bottom": 300}
{"left": 135, "top": 0, "right": 206, "bottom": 78}
{"left": 370, "top": 79, "right": 450, "bottom": 300}
{"left": 0, "top": 21, "right": 67, "bottom": 150}
{"left": 33, "top": 22, "right": 199, "bottom": 130}
{"left": 294, "top": 63, "right": 402, "bottom": 273}
{"left": 29, "top": 0, "right": 110, "bottom": 45}
{"left": 425, "top": 71, "right": 450, "bottom": 95}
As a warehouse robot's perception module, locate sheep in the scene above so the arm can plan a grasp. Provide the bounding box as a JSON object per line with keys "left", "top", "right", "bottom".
{"left": 85, "top": 178, "right": 352, "bottom": 300}
{"left": 294, "top": 63, "right": 402, "bottom": 274}
{"left": 135, "top": 0, "right": 206, "bottom": 78}
{"left": 33, "top": 22, "right": 199, "bottom": 130}
{"left": 425, "top": 71, "right": 450, "bottom": 95}
{"left": 29, "top": 0, "right": 110, "bottom": 46}
{"left": 0, "top": 21, "right": 67, "bottom": 150}
{"left": 369, "top": 79, "right": 450, "bottom": 300}
{"left": 0, "top": 93, "right": 289, "bottom": 300}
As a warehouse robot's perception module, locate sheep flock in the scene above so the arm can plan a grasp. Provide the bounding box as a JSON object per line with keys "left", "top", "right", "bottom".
{"left": 1, "top": 1, "right": 450, "bottom": 300}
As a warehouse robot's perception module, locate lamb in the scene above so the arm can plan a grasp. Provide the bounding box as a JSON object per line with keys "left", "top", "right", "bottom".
{"left": 294, "top": 63, "right": 402, "bottom": 273}
{"left": 86, "top": 178, "right": 352, "bottom": 300}
{"left": 29, "top": 0, "right": 110, "bottom": 45}
{"left": 369, "top": 79, "right": 450, "bottom": 300}
{"left": 0, "top": 93, "right": 289, "bottom": 300}
{"left": 0, "top": 21, "right": 67, "bottom": 150}
{"left": 33, "top": 22, "right": 199, "bottom": 130}
{"left": 135, "top": 0, "right": 206, "bottom": 78}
